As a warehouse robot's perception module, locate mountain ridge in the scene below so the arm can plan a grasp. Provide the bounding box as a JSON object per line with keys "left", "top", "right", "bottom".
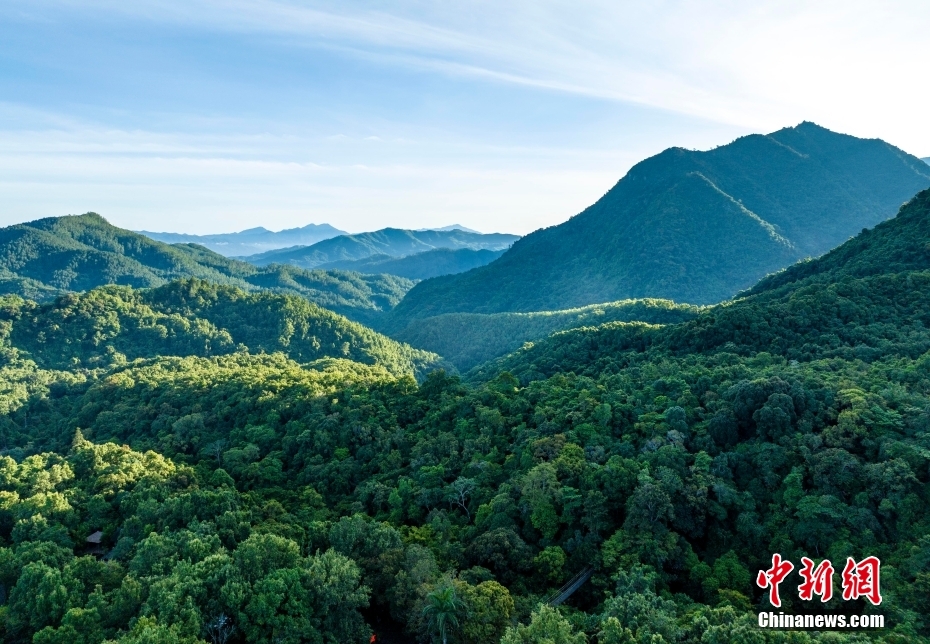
{"left": 241, "top": 227, "right": 519, "bottom": 268}
{"left": 388, "top": 122, "right": 930, "bottom": 325}
{"left": 2, "top": 278, "right": 446, "bottom": 379}
{"left": 318, "top": 247, "right": 505, "bottom": 280}
{"left": 0, "top": 213, "right": 413, "bottom": 325}
{"left": 472, "top": 187, "right": 930, "bottom": 383}
{"left": 140, "top": 222, "right": 346, "bottom": 256}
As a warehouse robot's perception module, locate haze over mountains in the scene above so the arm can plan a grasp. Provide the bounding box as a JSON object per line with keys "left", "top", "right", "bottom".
{"left": 5, "top": 120, "right": 930, "bottom": 642}
{"left": 0, "top": 213, "right": 413, "bottom": 324}
{"left": 6, "top": 187, "right": 930, "bottom": 643}
{"left": 241, "top": 228, "right": 518, "bottom": 269}
{"left": 389, "top": 122, "right": 930, "bottom": 325}
{"left": 318, "top": 247, "right": 506, "bottom": 280}
{"left": 3, "top": 123, "right": 928, "bottom": 374}
{"left": 140, "top": 223, "right": 346, "bottom": 256}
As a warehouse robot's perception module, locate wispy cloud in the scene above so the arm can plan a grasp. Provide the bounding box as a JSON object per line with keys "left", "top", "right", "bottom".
{"left": 29, "top": 0, "right": 929, "bottom": 135}
{"left": 2, "top": 1, "right": 927, "bottom": 233}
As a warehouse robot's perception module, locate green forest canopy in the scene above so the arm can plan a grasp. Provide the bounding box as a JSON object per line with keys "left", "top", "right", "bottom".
{"left": 0, "top": 212, "right": 413, "bottom": 326}
{"left": 2, "top": 191, "right": 930, "bottom": 642}
{"left": 0, "top": 278, "right": 445, "bottom": 380}
{"left": 389, "top": 298, "right": 703, "bottom": 373}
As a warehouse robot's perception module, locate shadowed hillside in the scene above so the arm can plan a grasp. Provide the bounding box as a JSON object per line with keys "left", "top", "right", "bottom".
{"left": 389, "top": 123, "right": 930, "bottom": 325}
{"left": 392, "top": 298, "right": 702, "bottom": 372}
{"left": 319, "top": 247, "right": 506, "bottom": 280}
{"left": 472, "top": 188, "right": 930, "bottom": 383}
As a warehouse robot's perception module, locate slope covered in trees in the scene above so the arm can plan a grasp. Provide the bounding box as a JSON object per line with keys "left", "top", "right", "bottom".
{"left": 1, "top": 193, "right": 929, "bottom": 642}
{"left": 390, "top": 122, "right": 930, "bottom": 325}
{"left": 319, "top": 247, "right": 506, "bottom": 280}
{"left": 473, "top": 188, "right": 930, "bottom": 382}
{"left": 391, "top": 298, "right": 702, "bottom": 372}
{"left": 242, "top": 227, "right": 518, "bottom": 269}
{"left": 139, "top": 222, "right": 346, "bottom": 257}
{"left": 0, "top": 279, "right": 444, "bottom": 378}
{"left": 0, "top": 213, "right": 413, "bottom": 324}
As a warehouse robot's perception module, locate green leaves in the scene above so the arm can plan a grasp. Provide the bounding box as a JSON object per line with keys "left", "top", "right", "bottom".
{"left": 500, "top": 605, "right": 585, "bottom": 644}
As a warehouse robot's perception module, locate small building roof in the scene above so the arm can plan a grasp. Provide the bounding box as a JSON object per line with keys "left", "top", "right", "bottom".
{"left": 86, "top": 531, "right": 103, "bottom": 544}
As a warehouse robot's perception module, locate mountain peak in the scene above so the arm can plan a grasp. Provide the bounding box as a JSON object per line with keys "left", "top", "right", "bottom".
{"left": 388, "top": 124, "right": 930, "bottom": 323}
{"left": 139, "top": 222, "right": 348, "bottom": 256}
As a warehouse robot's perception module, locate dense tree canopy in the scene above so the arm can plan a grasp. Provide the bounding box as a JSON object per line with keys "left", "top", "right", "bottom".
{"left": 1, "top": 191, "right": 930, "bottom": 642}
{"left": 0, "top": 279, "right": 445, "bottom": 378}
{"left": 389, "top": 299, "right": 701, "bottom": 372}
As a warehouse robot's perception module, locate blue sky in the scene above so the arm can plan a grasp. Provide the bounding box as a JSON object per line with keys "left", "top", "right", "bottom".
{"left": 1, "top": 1, "right": 928, "bottom": 235}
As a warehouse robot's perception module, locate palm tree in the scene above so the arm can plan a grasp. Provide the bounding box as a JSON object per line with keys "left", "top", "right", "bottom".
{"left": 422, "top": 583, "right": 462, "bottom": 644}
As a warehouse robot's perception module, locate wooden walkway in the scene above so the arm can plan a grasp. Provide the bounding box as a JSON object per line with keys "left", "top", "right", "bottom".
{"left": 546, "top": 567, "right": 595, "bottom": 606}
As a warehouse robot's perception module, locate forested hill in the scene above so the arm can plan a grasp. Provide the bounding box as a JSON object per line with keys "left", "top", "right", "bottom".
{"left": 139, "top": 222, "right": 346, "bottom": 257}
{"left": 389, "top": 122, "right": 930, "bottom": 324}
{"left": 474, "top": 188, "right": 930, "bottom": 383}
{"left": 1, "top": 279, "right": 445, "bottom": 378}
{"left": 392, "top": 298, "right": 703, "bottom": 372}
{"left": 241, "top": 227, "right": 518, "bottom": 268}
{"left": 743, "top": 187, "right": 930, "bottom": 296}
{"left": 0, "top": 213, "right": 413, "bottom": 324}
{"left": 3, "top": 195, "right": 930, "bottom": 641}
{"left": 319, "top": 247, "right": 506, "bottom": 280}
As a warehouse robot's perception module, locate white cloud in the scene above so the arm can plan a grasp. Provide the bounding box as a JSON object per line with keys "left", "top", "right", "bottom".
{"left": 0, "top": 115, "right": 632, "bottom": 234}
{"left": 33, "top": 0, "right": 928, "bottom": 143}
{"left": 2, "top": 1, "right": 927, "bottom": 234}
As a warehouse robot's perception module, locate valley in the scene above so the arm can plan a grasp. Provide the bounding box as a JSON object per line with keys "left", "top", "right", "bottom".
{"left": 1, "top": 127, "right": 928, "bottom": 643}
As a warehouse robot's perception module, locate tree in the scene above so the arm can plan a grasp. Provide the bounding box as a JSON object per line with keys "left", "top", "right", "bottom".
{"left": 500, "top": 605, "right": 586, "bottom": 644}
{"left": 456, "top": 579, "right": 514, "bottom": 644}
{"left": 447, "top": 477, "right": 475, "bottom": 519}
{"left": 422, "top": 582, "right": 462, "bottom": 644}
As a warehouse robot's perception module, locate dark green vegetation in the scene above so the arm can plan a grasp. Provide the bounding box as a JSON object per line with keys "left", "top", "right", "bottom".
{"left": 0, "top": 279, "right": 444, "bottom": 378}
{"left": 242, "top": 228, "right": 518, "bottom": 269}
{"left": 0, "top": 213, "right": 412, "bottom": 325}
{"left": 390, "top": 299, "right": 702, "bottom": 373}
{"left": 392, "top": 122, "right": 930, "bottom": 325}
{"left": 2, "top": 182, "right": 930, "bottom": 643}
{"left": 139, "top": 223, "right": 346, "bottom": 257}
{"left": 319, "top": 247, "right": 506, "bottom": 281}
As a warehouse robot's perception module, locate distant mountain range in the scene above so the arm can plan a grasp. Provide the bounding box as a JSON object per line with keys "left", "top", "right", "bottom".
{"left": 139, "top": 223, "right": 346, "bottom": 257}
{"left": 415, "top": 224, "right": 482, "bottom": 233}
{"left": 241, "top": 228, "right": 518, "bottom": 269}
{"left": 923, "top": 157, "right": 930, "bottom": 165}
{"left": 319, "top": 247, "right": 505, "bottom": 280}
{"left": 388, "top": 122, "right": 930, "bottom": 325}
{"left": 0, "top": 213, "right": 413, "bottom": 325}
